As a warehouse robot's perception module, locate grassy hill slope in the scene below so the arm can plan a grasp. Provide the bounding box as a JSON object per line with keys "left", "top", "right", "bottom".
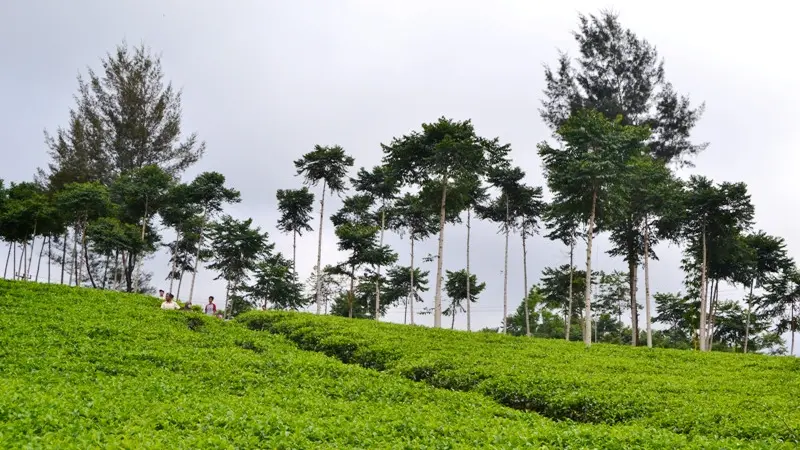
{"left": 239, "top": 311, "right": 800, "bottom": 444}
{"left": 0, "top": 280, "right": 793, "bottom": 448}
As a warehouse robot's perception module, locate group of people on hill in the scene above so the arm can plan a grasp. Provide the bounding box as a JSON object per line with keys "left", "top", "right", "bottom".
{"left": 157, "top": 289, "right": 224, "bottom": 319}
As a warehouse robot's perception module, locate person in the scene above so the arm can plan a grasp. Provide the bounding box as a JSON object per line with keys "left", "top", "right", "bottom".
{"left": 161, "top": 293, "right": 179, "bottom": 310}
{"left": 158, "top": 289, "right": 165, "bottom": 299}
{"left": 204, "top": 296, "right": 217, "bottom": 316}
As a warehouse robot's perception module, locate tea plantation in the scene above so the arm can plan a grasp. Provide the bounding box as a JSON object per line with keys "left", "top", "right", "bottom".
{"left": 0, "top": 280, "right": 796, "bottom": 448}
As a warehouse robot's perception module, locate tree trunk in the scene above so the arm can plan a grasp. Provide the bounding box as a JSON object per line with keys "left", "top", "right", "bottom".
{"left": 18, "top": 243, "right": 26, "bottom": 280}
{"left": 375, "top": 208, "right": 386, "bottom": 321}
{"left": 708, "top": 279, "right": 719, "bottom": 350}
{"left": 13, "top": 242, "right": 18, "bottom": 280}
{"left": 744, "top": 281, "right": 754, "bottom": 353}
{"left": 47, "top": 236, "right": 52, "bottom": 283}
{"left": 643, "top": 221, "right": 652, "bottom": 348}
{"left": 112, "top": 250, "right": 120, "bottom": 291}
{"left": 523, "top": 227, "right": 530, "bottom": 337}
{"left": 466, "top": 207, "right": 472, "bottom": 331}
{"left": 699, "top": 226, "right": 708, "bottom": 351}
{"left": 176, "top": 270, "right": 185, "bottom": 300}
{"left": 168, "top": 229, "right": 180, "bottom": 295}
{"left": 36, "top": 236, "right": 45, "bottom": 282}
{"left": 292, "top": 230, "right": 297, "bottom": 276}
{"left": 348, "top": 265, "right": 355, "bottom": 319}
{"left": 224, "top": 281, "right": 231, "bottom": 319}
{"left": 583, "top": 188, "right": 598, "bottom": 347}
{"left": 3, "top": 243, "right": 11, "bottom": 279}
{"left": 101, "top": 254, "right": 110, "bottom": 289}
{"left": 629, "top": 259, "right": 638, "bottom": 346}
{"left": 188, "top": 209, "right": 209, "bottom": 304}
{"left": 566, "top": 231, "right": 575, "bottom": 341}
{"left": 791, "top": 302, "right": 796, "bottom": 356}
{"left": 503, "top": 195, "right": 509, "bottom": 334}
{"left": 71, "top": 226, "right": 78, "bottom": 285}
{"left": 409, "top": 237, "right": 416, "bottom": 325}
{"left": 133, "top": 200, "right": 148, "bottom": 293}
{"left": 61, "top": 230, "right": 68, "bottom": 284}
{"left": 26, "top": 220, "right": 37, "bottom": 278}
{"left": 451, "top": 306, "right": 456, "bottom": 329}
{"left": 314, "top": 181, "right": 327, "bottom": 314}
{"left": 82, "top": 220, "right": 97, "bottom": 289}
{"left": 433, "top": 176, "right": 448, "bottom": 328}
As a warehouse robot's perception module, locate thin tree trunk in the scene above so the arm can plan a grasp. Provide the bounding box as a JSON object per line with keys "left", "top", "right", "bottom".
{"left": 3, "top": 243, "right": 11, "bottom": 279}
{"left": 566, "top": 231, "right": 575, "bottom": 341}
{"left": 82, "top": 221, "right": 97, "bottom": 289}
{"left": 699, "top": 226, "right": 708, "bottom": 351}
{"left": 644, "top": 221, "right": 652, "bottom": 348}
{"left": 708, "top": 279, "right": 719, "bottom": 350}
{"left": 791, "top": 302, "right": 795, "bottom": 356}
{"left": 168, "top": 229, "right": 180, "bottom": 295}
{"left": 176, "top": 270, "right": 185, "bottom": 300}
{"left": 120, "top": 252, "right": 128, "bottom": 291}
{"left": 26, "top": 221, "right": 37, "bottom": 278}
{"left": 18, "top": 243, "right": 26, "bottom": 280}
{"left": 71, "top": 227, "right": 78, "bottom": 285}
{"left": 292, "top": 230, "right": 297, "bottom": 276}
{"left": 61, "top": 230, "right": 67, "bottom": 284}
{"left": 409, "top": 237, "right": 416, "bottom": 325}
{"left": 584, "top": 188, "right": 598, "bottom": 347}
{"left": 523, "top": 227, "right": 530, "bottom": 337}
{"left": 466, "top": 207, "right": 472, "bottom": 331}
{"left": 36, "top": 236, "right": 46, "bottom": 282}
{"left": 451, "top": 306, "right": 456, "bottom": 329}
{"left": 188, "top": 209, "right": 209, "bottom": 304}
{"left": 314, "top": 181, "right": 327, "bottom": 314}
{"left": 47, "top": 236, "right": 52, "bottom": 283}
{"left": 112, "top": 250, "right": 120, "bottom": 291}
{"left": 348, "top": 266, "right": 355, "bottom": 319}
{"left": 101, "top": 254, "right": 110, "bottom": 289}
{"left": 433, "top": 176, "right": 448, "bottom": 328}
{"left": 375, "top": 208, "right": 386, "bottom": 321}
{"left": 503, "top": 196, "right": 509, "bottom": 334}
{"left": 133, "top": 202, "right": 148, "bottom": 293}
{"left": 404, "top": 297, "right": 409, "bottom": 324}
{"left": 629, "top": 259, "right": 638, "bottom": 346}
{"left": 744, "top": 281, "right": 754, "bottom": 353}
{"left": 13, "top": 242, "right": 18, "bottom": 280}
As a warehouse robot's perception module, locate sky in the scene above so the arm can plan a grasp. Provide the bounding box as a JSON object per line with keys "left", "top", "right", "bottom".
{"left": 1, "top": 1, "right": 798, "bottom": 351}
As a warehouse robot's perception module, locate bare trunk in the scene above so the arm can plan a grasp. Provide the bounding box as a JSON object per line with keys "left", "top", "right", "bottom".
{"left": 584, "top": 188, "right": 598, "bottom": 347}
{"left": 707, "top": 279, "right": 719, "bottom": 350}
{"left": 292, "top": 230, "right": 297, "bottom": 276}
{"left": 644, "top": 221, "right": 652, "bottom": 348}
{"left": 410, "top": 237, "right": 416, "bottom": 325}
{"left": 82, "top": 221, "right": 97, "bottom": 289}
{"left": 375, "top": 209, "right": 386, "bottom": 321}
{"left": 26, "top": 221, "right": 37, "bottom": 278}
{"left": 451, "top": 306, "right": 456, "bottom": 329}
{"left": 629, "top": 259, "right": 638, "bottom": 346}
{"left": 36, "top": 236, "right": 45, "bottom": 282}
{"left": 314, "top": 182, "right": 327, "bottom": 314}
{"left": 168, "top": 229, "right": 180, "bottom": 295}
{"left": 699, "top": 226, "right": 708, "bottom": 351}
{"left": 60, "top": 230, "right": 67, "bottom": 284}
{"left": 523, "top": 227, "right": 530, "bottom": 337}
{"left": 101, "top": 254, "right": 110, "bottom": 289}
{"left": 47, "top": 237, "right": 52, "bottom": 283}
{"left": 71, "top": 227, "right": 78, "bottom": 285}
{"left": 566, "top": 231, "right": 575, "bottom": 341}
{"left": 176, "top": 270, "right": 185, "bottom": 300}
{"left": 112, "top": 250, "right": 120, "bottom": 291}
{"left": 433, "top": 177, "right": 448, "bottom": 328}
{"left": 3, "top": 243, "right": 11, "bottom": 279}
{"left": 791, "top": 303, "right": 795, "bottom": 355}
{"left": 133, "top": 200, "right": 148, "bottom": 293}
{"left": 466, "top": 208, "right": 472, "bottom": 331}
{"left": 348, "top": 266, "right": 355, "bottom": 319}
{"left": 13, "top": 243, "right": 18, "bottom": 280}
{"left": 744, "top": 281, "right": 754, "bottom": 353}
{"left": 503, "top": 195, "right": 510, "bottom": 334}
{"left": 18, "top": 243, "right": 26, "bottom": 280}
{"left": 188, "top": 209, "right": 209, "bottom": 304}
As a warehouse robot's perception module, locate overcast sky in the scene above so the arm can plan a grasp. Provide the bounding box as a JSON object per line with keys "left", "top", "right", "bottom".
{"left": 1, "top": 1, "right": 798, "bottom": 350}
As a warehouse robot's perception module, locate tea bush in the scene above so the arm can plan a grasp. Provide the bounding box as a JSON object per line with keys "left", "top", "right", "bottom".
{"left": 239, "top": 311, "right": 800, "bottom": 444}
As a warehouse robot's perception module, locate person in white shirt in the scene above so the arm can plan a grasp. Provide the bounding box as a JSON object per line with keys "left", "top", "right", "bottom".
{"left": 204, "top": 296, "right": 217, "bottom": 315}
{"left": 161, "top": 293, "right": 179, "bottom": 310}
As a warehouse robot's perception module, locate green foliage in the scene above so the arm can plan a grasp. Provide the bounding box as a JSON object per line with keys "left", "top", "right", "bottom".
{"left": 248, "top": 252, "right": 306, "bottom": 310}
{"left": 275, "top": 187, "right": 315, "bottom": 237}
{"left": 242, "top": 310, "right": 800, "bottom": 445}
{"left": 294, "top": 145, "right": 355, "bottom": 194}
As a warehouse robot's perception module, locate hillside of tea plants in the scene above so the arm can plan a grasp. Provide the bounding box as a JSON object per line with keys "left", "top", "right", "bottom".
{"left": 1, "top": 280, "right": 797, "bottom": 449}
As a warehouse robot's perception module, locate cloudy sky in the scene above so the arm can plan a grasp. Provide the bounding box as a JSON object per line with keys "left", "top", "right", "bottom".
{"left": 1, "top": 1, "right": 798, "bottom": 349}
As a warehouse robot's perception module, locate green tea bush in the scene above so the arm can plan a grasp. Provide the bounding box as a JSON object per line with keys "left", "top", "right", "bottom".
{"left": 239, "top": 311, "right": 800, "bottom": 444}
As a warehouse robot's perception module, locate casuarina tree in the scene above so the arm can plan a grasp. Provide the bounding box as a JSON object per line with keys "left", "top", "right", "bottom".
{"left": 538, "top": 109, "right": 649, "bottom": 347}
{"left": 443, "top": 269, "right": 486, "bottom": 330}
{"left": 294, "top": 145, "right": 355, "bottom": 315}
{"left": 275, "top": 187, "right": 315, "bottom": 274}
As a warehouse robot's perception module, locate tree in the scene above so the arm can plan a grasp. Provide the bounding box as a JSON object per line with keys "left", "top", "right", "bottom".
{"left": 295, "top": 145, "right": 355, "bottom": 315}
{"left": 186, "top": 172, "right": 241, "bottom": 303}
{"left": 761, "top": 262, "right": 800, "bottom": 355}
{"left": 110, "top": 165, "right": 173, "bottom": 292}
{"left": 607, "top": 155, "right": 683, "bottom": 347}
{"left": 387, "top": 193, "right": 439, "bottom": 325}
{"left": 305, "top": 264, "right": 344, "bottom": 314}
{"left": 476, "top": 163, "right": 526, "bottom": 334}
{"left": 248, "top": 252, "right": 305, "bottom": 310}
{"left": 653, "top": 292, "right": 696, "bottom": 348}
{"left": 540, "top": 10, "right": 706, "bottom": 166}
{"left": 538, "top": 264, "right": 592, "bottom": 342}
{"left": 275, "top": 187, "right": 315, "bottom": 274}
{"left": 39, "top": 42, "right": 205, "bottom": 187}
{"left": 676, "top": 176, "right": 754, "bottom": 351}
{"left": 351, "top": 165, "right": 400, "bottom": 320}
{"left": 55, "top": 182, "right": 112, "bottom": 289}
{"left": 443, "top": 269, "right": 486, "bottom": 329}
{"left": 383, "top": 265, "right": 430, "bottom": 324}
{"left": 382, "top": 118, "right": 506, "bottom": 327}
{"left": 595, "top": 270, "right": 632, "bottom": 342}
{"left": 206, "top": 216, "right": 269, "bottom": 318}
{"left": 543, "top": 201, "right": 584, "bottom": 340}
{"left": 538, "top": 109, "right": 649, "bottom": 346}
{"left": 514, "top": 184, "right": 546, "bottom": 336}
